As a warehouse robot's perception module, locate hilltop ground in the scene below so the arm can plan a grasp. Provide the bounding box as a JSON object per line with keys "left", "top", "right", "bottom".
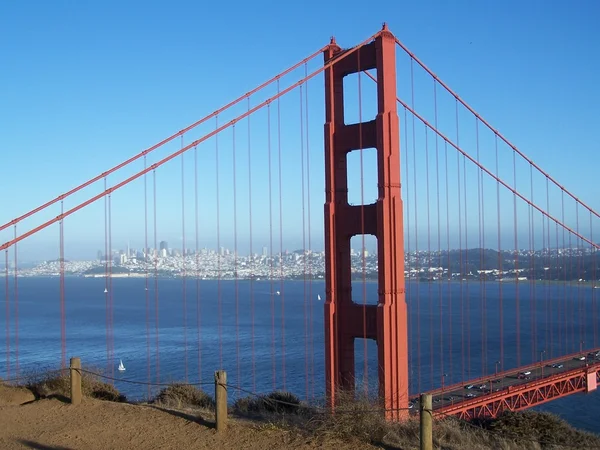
{"left": 0, "top": 384, "right": 370, "bottom": 450}
{"left": 2, "top": 377, "right": 600, "bottom": 450}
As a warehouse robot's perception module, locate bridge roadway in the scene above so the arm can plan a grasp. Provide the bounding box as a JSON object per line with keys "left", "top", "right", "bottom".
{"left": 409, "top": 347, "right": 600, "bottom": 416}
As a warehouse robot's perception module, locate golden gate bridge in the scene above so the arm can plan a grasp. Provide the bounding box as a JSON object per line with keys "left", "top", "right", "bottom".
{"left": 1, "top": 25, "right": 599, "bottom": 421}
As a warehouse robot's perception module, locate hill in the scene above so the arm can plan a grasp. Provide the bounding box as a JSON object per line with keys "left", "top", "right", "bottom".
{"left": 2, "top": 378, "right": 600, "bottom": 449}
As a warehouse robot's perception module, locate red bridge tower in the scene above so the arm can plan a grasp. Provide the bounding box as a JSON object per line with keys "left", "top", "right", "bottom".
{"left": 323, "top": 26, "right": 409, "bottom": 420}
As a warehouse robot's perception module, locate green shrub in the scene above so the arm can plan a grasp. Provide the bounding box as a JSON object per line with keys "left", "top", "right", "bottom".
{"left": 26, "top": 371, "right": 125, "bottom": 403}
{"left": 234, "top": 391, "right": 304, "bottom": 415}
{"left": 154, "top": 383, "right": 214, "bottom": 409}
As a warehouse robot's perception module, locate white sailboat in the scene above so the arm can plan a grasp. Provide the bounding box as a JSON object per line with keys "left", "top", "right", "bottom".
{"left": 104, "top": 288, "right": 108, "bottom": 293}
{"left": 118, "top": 359, "right": 126, "bottom": 372}
{"left": 276, "top": 290, "right": 281, "bottom": 295}
{"left": 317, "top": 294, "right": 322, "bottom": 301}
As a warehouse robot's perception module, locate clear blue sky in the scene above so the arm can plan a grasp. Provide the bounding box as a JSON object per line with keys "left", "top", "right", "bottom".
{"left": 1, "top": 0, "right": 598, "bottom": 261}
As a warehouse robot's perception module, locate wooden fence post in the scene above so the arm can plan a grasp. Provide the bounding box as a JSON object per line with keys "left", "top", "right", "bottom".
{"left": 420, "top": 393, "right": 432, "bottom": 450}
{"left": 215, "top": 370, "right": 227, "bottom": 432}
{"left": 70, "top": 357, "right": 82, "bottom": 405}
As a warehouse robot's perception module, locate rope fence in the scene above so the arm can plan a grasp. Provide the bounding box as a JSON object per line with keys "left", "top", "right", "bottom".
{"left": 2, "top": 359, "right": 597, "bottom": 449}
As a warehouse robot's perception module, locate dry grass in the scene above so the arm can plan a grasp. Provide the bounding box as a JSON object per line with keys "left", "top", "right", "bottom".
{"left": 230, "top": 390, "right": 600, "bottom": 449}
{"left": 22, "top": 370, "right": 125, "bottom": 402}
{"left": 6, "top": 370, "right": 600, "bottom": 449}
{"left": 153, "top": 383, "right": 214, "bottom": 410}
{"left": 474, "top": 410, "right": 600, "bottom": 449}
{"left": 307, "top": 392, "right": 398, "bottom": 444}
{"left": 233, "top": 391, "right": 307, "bottom": 415}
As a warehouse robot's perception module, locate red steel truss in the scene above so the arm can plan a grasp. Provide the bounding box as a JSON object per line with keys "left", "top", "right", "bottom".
{"left": 437, "top": 363, "right": 600, "bottom": 420}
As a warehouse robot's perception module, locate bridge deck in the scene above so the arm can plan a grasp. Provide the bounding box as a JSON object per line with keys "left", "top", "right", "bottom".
{"left": 411, "top": 348, "right": 600, "bottom": 419}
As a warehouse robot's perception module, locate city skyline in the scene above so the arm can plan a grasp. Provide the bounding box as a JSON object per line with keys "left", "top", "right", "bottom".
{"left": 9, "top": 242, "right": 598, "bottom": 285}
{"left": 1, "top": 2, "right": 599, "bottom": 268}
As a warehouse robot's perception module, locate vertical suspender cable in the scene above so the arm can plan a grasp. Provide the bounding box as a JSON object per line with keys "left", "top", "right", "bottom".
{"left": 104, "top": 178, "right": 109, "bottom": 374}
{"left": 592, "top": 211, "right": 598, "bottom": 348}
{"left": 267, "top": 103, "right": 276, "bottom": 390}
{"left": 215, "top": 115, "right": 223, "bottom": 368}
{"left": 572, "top": 207, "right": 578, "bottom": 352}
{"left": 530, "top": 164, "right": 536, "bottom": 363}
{"left": 476, "top": 119, "right": 487, "bottom": 376}
{"left": 358, "top": 55, "right": 368, "bottom": 395}
{"left": 181, "top": 137, "right": 188, "bottom": 382}
{"left": 433, "top": 80, "right": 443, "bottom": 388}
{"left": 568, "top": 209, "right": 574, "bottom": 353}
{"left": 425, "top": 125, "right": 433, "bottom": 389}
{"left": 247, "top": 98, "right": 256, "bottom": 392}
{"left": 277, "top": 79, "right": 286, "bottom": 390}
{"left": 556, "top": 215, "right": 561, "bottom": 355}
{"left": 495, "top": 134, "right": 503, "bottom": 370}
{"left": 576, "top": 204, "right": 582, "bottom": 351}
{"left": 59, "top": 200, "right": 66, "bottom": 369}
{"left": 403, "top": 107, "right": 412, "bottom": 392}
{"left": 464, "top": 152, "right": 470, "bottom": 380}
{"left": 546, "top": 177, "right": 551, "bottom": 358}
{"left": 513, "top": 150, "right": 520, "bottom": 367}
{"left": 455, "top": 100, "right": 464, "bottom": 385}
{"left": 305, "top": 64, "right": 315, "bottom": 400}
{"left": 232, "top": 124, "right": 240, "bottom": 390}
{"left": 13, "top": 226, "right": 18, "bottom": 379}
{"left": 410, "top": 58, "right": 421, "bottom": 394}
{"left": 107, "top": 193, "right": 114, "bottom": 379}
{"left": 4, "top": 250, "right": 9, "bottom": 380}
{"left": 144, "top": 154, "right": 151, "bottom": 398}
{"left": 300, "top": 83, "right": 309, "bottom": 401}
{"left": 194, "top": 145, "right": 202, "bottom": 384}
{"left": 561, "top": 191, "right": 567, "bottom": 353}
{"left": 153, "top": 170, "right": 160, "bottom": 384}
{"left": 444, "top": 140, "right": 452, "bottom": 384}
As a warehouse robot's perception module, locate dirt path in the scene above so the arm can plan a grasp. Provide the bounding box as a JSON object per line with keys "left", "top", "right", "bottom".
{"left": 0, "top": 386, "right": 373, "bottom": 450}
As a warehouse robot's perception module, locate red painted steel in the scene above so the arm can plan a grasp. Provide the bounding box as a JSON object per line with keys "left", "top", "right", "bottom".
{"left": 323, "top": 25, "right": 409, "bottom": 420}
{"left": 393, "top": 37, "right": 600, "bottom": 222}
{"left": 0, "top": 48, "right": 329, "bottom": 235}
{"left": 363, "top": 71, "right": 600, "bottom": 251}
{"left": 436, "top": 363, "right": 600, "bottom": 420}
{"left": 0, "top": 33, "right": 378, "bottom": 254}
{"left": 427, "top": 347, "right": 599, "bottom": 397}
{"left": 2, "top": 26, "right": 599, "bottom": 419}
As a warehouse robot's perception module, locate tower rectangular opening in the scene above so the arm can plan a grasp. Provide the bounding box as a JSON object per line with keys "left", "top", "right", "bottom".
{"left": 350, "top": 234, "right": 378, "bottom": 305}
{"left": 354, "top": 337, "right": 378, "bottom": 398}
{"left": 347, "top": 147, "right": 378, "bottom": 206}
{"left": 343, "top": 70, "right": 377, "bottom": 125}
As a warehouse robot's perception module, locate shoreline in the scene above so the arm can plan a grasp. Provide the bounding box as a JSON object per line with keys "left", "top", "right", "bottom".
{"left": 10, "top": 274, "right": 600, "bottom": 288}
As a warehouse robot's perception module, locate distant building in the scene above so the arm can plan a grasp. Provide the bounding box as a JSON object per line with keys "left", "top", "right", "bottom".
{"left": 114, "top": 254, "right": 127, "bottom": 265}
{"left": 159, "top": 241, "right": 169, "bottom": 252}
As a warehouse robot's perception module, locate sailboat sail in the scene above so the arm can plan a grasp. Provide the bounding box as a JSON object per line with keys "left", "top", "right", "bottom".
{"left": 118, "top": 359, "right": 126, "bottom": 371}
